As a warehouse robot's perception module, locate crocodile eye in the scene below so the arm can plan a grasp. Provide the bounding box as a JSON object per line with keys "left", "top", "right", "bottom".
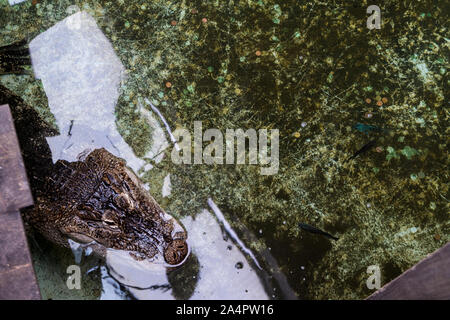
{"left": 103, "top": 219, "right": 118, "bottom": 229}
{"left": 102, "top": 211, "right": 119, "bottom": 228}
{"left": 114, "top": 193, "right": 134, "bottom": 210}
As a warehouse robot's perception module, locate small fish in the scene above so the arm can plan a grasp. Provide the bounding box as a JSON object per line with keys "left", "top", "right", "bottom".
{"left": 352, "top": 123, "right": 384, "bottom": 134}
{"left": 344, "top": 139, "right": 377, "bottom": 163}
{"left": 298, "top": 223, "right": 339, "bottom": 241}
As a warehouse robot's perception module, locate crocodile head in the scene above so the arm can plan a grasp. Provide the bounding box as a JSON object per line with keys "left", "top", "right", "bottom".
{"left": 30, "top": 148, "right": 189, "bottom": 266}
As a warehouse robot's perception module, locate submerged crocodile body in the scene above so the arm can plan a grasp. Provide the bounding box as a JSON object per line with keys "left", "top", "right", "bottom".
{"left": 25, "top": 148, "right": 189, "bottom": 266}
{"left": 1, "top": 39, "right": 189, "bottom": 266}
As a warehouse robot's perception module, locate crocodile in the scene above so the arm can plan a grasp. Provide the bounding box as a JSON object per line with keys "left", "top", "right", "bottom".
{"left": 26, "top": 148, "right": 189, "bottom": 266}
{"left": 1, "top": 39, "right": 189, "bottom": 266}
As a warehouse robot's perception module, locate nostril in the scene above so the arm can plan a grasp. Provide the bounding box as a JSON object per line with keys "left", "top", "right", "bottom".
{"left": 164, "top": 239, "right": 189, "bottom": 265}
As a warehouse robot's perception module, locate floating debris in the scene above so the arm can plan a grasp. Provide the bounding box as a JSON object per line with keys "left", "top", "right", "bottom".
{"left": 400, "top": 146, "right": 419, "bottom": 160}
{"left": 143, "top": 98, "right": 180, "bottom": 151}
{"left": 386, "top": 146, "right": 400, "bottom": 161}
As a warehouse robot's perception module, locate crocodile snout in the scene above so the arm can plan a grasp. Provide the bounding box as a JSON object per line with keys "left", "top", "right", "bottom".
{"left": 164, "top": 238, "right": 189, "bottom": 265}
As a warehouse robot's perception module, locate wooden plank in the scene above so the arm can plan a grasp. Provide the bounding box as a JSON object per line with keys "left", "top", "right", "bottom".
{"left": 0, "top": 104, "right": 40, "bottom": 300}
{"left": 0, "top": 211, "right": 41, "bottom": 299}
{"left": 0, "top": 104, "right": 34, "bottom": 212}
{"left": 367, "top": 242, "right": 450, "bottom": 300}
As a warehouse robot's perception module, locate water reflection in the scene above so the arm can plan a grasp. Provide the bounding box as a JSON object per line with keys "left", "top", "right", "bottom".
{"left": 102, "top": 209, "right": 268, "bottom": 300}
{"left": 182, "top": 209, "right": 268, "bottom": 299}
{"left": 29, "top": 11, "right": 144, "bottom": 170}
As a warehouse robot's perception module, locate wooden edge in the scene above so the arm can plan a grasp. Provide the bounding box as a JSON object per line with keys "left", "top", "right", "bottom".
{"left": 0, "top": 104, "right": 40, "bottom": 300}
{"left": 367, "top": 242, "right": 450, "bottom": 300}
{"left": 0, "top": 104, "right": 34, "bottom": 212}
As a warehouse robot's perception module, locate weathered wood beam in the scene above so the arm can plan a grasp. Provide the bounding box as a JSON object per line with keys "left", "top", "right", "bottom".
{"left": 367, "top": 242, "right": 450, "bottom": 300}
{"left": 0, "top": 104, "right": 40, "bottom": 300}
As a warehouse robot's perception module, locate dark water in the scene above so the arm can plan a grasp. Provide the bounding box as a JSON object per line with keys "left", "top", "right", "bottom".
{"left": 0, "top": 0, "right": 448, "bottom": 299}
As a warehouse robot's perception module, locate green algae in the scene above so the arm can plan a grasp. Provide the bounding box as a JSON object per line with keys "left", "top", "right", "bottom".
{"left": 386, "top": 146, "right": 400, "bottom": 161}
{"left": 1, "top": 0, "right": 448, "bottom": 300}
{"left": 400, "top": 146, "right": 419, "bottom": 160}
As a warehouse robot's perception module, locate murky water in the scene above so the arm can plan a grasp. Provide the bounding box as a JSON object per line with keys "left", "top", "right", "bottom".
{"left": 0, "top": 0, "right": 448, "bottom": 299}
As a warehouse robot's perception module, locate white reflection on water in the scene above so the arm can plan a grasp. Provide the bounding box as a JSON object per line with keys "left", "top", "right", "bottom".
{"left": 207, "top": 198, "right": 262, "bottom": 270}
{"left": 29, "top": 11, "right": 149, "bottom": 171}
{"left": 102, "top": 209, "right": 268, "bottom": 300}
{"left": 182, "top": 210, "right": 268, "bottom": 299}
